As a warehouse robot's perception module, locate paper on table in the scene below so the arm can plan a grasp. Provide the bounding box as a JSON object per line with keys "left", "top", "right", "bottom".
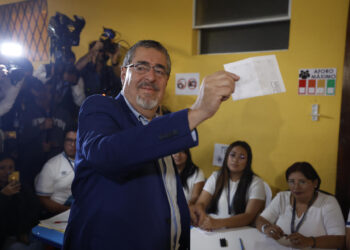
{"left": 224, "top": 55, "right": 286, "bottom": 101}
{"left": 254, "top": 235, "right": 293, "bottom": 250}
{"left": 38, "top": 209, "right": 70, "bottom": 232}
{"left": 192, "top": 227, "right": 216, "bottom": 235}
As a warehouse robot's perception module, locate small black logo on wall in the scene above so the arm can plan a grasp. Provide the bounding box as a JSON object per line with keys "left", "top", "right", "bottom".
{"left": 299, "top": 70, "right": 310, "bottom": 79}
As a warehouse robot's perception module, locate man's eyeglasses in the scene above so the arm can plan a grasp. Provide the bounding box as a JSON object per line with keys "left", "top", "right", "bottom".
{"left": 65, "top": 138, "right": 76, "bottom": 144}
{"left": 125, "top": 63, "right": 168, "bottom": 77}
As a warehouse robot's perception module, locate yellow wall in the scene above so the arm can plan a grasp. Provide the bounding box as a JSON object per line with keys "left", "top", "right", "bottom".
{"left": 47, "top": 0, "right": 349, "bottom": 194}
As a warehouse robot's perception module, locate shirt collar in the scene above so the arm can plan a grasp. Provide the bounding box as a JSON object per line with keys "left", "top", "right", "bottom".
{"left": 121, "top": 91, "right": 151, "bottom": 125}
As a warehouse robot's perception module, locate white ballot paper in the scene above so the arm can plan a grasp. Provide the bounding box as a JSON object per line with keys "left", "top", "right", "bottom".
{"left": 224, "top": 55, "right": 285, "bottom": 101}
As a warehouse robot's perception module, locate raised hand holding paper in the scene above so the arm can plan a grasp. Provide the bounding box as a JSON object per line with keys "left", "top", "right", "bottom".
{"left": 224, "top": 55, "right": 286, "bottom": 101}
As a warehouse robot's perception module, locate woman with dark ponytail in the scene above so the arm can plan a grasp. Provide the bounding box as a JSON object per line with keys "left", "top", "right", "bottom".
{"left": 194, "top": 141, "right": 265, "bottom": 231}
{"left": 172, "top": 149, "right": 205, "bottom": 205}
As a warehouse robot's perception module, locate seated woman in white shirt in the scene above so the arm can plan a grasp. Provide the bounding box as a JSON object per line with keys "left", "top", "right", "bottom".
{"left": 194, "top": 141, "right": 265, "bottom": 231}
{"left": 172, "top": 149, "right": 205, "bottom": 205}
{"left": 256, "top": 162, "right": 345, "bottom": 250}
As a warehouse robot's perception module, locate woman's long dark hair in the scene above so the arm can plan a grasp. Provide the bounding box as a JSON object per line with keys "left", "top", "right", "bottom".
{"left": 207, "top": 141, "right": 254, "bottom": 215}
{"left": 176, "top": 149, "right": 199, "bottom": 190}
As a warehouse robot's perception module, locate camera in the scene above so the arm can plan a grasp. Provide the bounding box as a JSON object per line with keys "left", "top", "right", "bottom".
{"left": 45, "top": 12, "right": 84, "bottom": 86}
{"left": 0, "top": 59, "right": 30, "bottom": 86}
{"left": 48, "top": 12, "right": 85, "bottom": 62}
{"left": 99, "top": 27, "right": 118, "bottom": 54}
{"left": 6, "top": 64, "right": 26, "bottom": 85}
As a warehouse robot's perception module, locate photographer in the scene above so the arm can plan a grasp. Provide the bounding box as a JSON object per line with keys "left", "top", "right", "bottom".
{"left": 75, "top": 38, "right": 122, "bottom": 97}
{"left": 0, "top": 57, "right": 33, "bottom": 117}
{"left": 33, "top": 51, "right": 85, "bottom": 120}
{"left": 17, "top": 79, "right": 73, "bottom": 188}
{"left": 32, "top": 12, "right": 86, "bottom": 121}
{"left": 0, "top": 65, "right": 24, "bottom": 118}
{"left": 0, "top": 58, "right": 37, "bottom": 158}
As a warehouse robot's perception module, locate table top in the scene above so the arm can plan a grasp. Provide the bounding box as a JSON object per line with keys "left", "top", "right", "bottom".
{"left": 190, "top": 226, "right": 292, "bottom": 250}
{"left": 32, "top": 223, "right": 292, "bottom": 250}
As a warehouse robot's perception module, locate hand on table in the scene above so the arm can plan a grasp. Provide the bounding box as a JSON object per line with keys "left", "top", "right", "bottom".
{"left": 263, "top": 224, "right": 285, "bottom": 240}
{"left": 287, "top": 232, "right": 314, "bottom": 248}
{"left": 198, "top": 215, "right": 222, "bottom": 231}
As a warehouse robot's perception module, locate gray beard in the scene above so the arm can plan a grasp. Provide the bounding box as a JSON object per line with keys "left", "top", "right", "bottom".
{"left": 136, "top": 95, "right": 158, "bottom": 110}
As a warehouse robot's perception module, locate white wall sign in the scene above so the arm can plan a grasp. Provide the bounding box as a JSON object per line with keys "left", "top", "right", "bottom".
{"left": 298, "top": 68, "right": 336, "bottom": 96}
{"left": 213, "top": 143, "right": 229, "bottom": 167}
{"left": 175, "top": 73, "right": 200, "bottom": 95}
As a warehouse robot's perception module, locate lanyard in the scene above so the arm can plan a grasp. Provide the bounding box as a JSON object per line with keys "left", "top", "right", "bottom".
{"left": 290, "top": 192, "right": 316, "bottom": 233}
{"left": 227, "top": 180, "right": 233, "bottom": 214}
{"left": 63, "top": 152, "right": 74, "bottom": 171}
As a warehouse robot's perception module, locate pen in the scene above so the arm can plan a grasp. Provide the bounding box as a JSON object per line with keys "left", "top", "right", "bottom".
{"left": 54, "top": 221, "right": 68, "bottom": 224}
{"left": 239, "top": 238, "right": 245, "bottom": 250}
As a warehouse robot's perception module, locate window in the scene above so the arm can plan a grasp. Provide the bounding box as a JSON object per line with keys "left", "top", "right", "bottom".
{"left": 193, "top": 0, "right": 291, "bottom": 54}
{"left": 0, "top": 0, "right": 49, "bottom": 61}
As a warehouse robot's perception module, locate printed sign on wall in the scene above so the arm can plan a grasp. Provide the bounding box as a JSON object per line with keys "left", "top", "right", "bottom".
{"left": 175, "top": 73, "right": 200, "bottom": 95}
{"left": 298, "top": 68, "right": 336, "bottom": 96}
{"left": 213, "top": 143, "right": 229, "bottom": 167}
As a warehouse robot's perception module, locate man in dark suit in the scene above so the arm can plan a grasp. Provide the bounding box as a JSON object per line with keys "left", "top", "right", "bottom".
{"left": 63, "top": 40, "right": 239, "bottom": 250}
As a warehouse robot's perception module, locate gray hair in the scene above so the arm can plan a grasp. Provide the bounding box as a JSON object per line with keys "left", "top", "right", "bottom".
{"left": 122, "top": 40, "right": 171, "bottom": 76}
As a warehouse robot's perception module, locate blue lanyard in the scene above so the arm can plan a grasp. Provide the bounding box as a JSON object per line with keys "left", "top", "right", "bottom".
{"left": 290, "top": 192, "right": 316, "bottom": 233}
{"left": 227, "top": 180, "right": 233, "bottom": 214}
{"left": 62, "top": 152, "right": 74, "bottom": 171}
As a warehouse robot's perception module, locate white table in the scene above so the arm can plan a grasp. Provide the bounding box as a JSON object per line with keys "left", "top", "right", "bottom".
{"left": 34, "top": 211, "right": 293, "bottom": 250}
{"left": 191, "top": 226, "right": 292, "bottom": 250}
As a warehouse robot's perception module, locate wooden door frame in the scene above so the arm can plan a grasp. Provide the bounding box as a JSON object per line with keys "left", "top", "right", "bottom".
{"left": 336, "top": 5, "right": 350, "bottom": 218}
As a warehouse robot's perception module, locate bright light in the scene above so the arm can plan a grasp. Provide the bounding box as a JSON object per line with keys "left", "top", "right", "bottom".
{"left": 0, "top": 42, "right": 23, "bottom": 57}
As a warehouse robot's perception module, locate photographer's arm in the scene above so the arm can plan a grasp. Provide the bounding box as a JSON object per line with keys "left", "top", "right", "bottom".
{"left": 75, "top": 41, "right": 103, "bottom": 71}
{"left": 0, "top": 78, "right": 23, "bottom": 116}
{"left": 71, "top": 77, "right": 86, "bottom": 106}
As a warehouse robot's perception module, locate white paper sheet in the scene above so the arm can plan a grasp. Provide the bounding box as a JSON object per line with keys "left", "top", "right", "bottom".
{"left": 224, "top": 55, "right": 286, "bottom": 101}
{"left": 39, "top": 209, "right": 70, "bottom": 232}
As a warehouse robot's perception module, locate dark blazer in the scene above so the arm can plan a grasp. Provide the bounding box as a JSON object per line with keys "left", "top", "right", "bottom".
{"left": 63, "top": 94, "right": 197, "bottom": 250}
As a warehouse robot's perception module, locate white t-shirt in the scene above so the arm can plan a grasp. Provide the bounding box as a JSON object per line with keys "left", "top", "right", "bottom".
{"left": 35, "top": 152, "right": 75, "bottom": 204}
{"left": 261, "top": 191, "right": 345, "bottom": 250}
{"left": 182, "top": 168, "right": 205, "bottom": 202}
{"left": 203, "top": 171, "right": 265, "bottom": 218}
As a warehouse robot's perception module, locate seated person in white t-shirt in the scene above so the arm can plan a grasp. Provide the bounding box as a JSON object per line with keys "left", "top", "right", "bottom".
{"left": 35, "top": 128, "right": 77, "bottom": 217}
{"left": 172, "top": 149, "right": 205, "bottom": 205}
{"left": 193, "top": 141, "right": 265, "bottom": 231}
{"left": 346, "top": 210, "right": 350, "bottom": 250}
{"left": 256, "top": 162, "right": 345, "bottom": 250}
